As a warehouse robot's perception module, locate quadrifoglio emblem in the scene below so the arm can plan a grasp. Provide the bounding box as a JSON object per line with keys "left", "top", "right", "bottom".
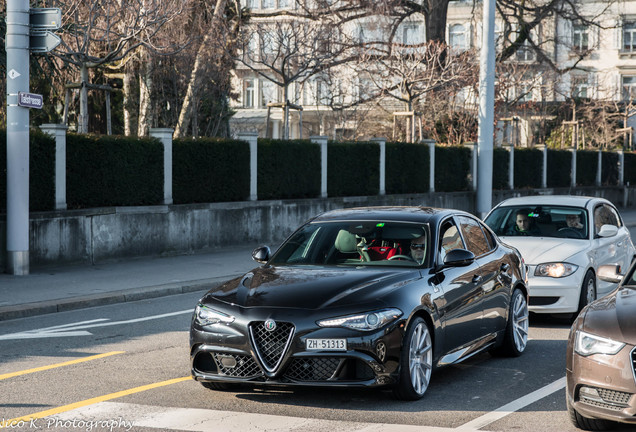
{"left": 264, "top": 319, "right": 277, "bottom": 332}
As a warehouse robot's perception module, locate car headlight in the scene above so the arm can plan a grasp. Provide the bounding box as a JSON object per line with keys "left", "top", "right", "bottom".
{"left": 575, "top": 330, "right": 625, "bottom": 356}
{"left": 317, "top": 308, "right": 402, "bottom": 331}
{"left": 194, "top": 304, "right": 235, "bottom": 326}
{"left": 534, "top": 262, "right": 578, "bottom": 278}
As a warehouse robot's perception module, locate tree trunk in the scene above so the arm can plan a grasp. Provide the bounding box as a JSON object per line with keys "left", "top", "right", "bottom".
{"left": 123, "top": 65, "right": 133, "bottom": 136}
{"left": 138, "top": 49, "right": 153, "bottom": 137}
{"left": 79, "top": 65, "right": 89, "bottom": 134}
{"left": 425, "top": 0, "right": 450, "bottom": 44}
{"left": 174, "top": 0, "right": 227, "bottom": 138}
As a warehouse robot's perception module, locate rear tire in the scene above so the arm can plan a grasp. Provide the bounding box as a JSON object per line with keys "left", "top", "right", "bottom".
{"left": 393, "top": 317, "right": 433, "bottom": 401}
{"left": 493, "top": 288, "right": 528, "bottom": 357}
{"left": 566, "top": 391, "right": 613, "bottom": 431}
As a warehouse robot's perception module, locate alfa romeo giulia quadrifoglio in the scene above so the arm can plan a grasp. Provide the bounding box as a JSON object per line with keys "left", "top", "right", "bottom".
{"left": 190, "top": 207, "right": 529, "bottom": 400}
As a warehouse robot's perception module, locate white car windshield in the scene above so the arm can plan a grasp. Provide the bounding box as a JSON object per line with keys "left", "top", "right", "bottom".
{"left": 270, "top": 221, "right": 430, "bottom": 267}
{"left": 485, "top": 205, "right": 589, "bottom": 240}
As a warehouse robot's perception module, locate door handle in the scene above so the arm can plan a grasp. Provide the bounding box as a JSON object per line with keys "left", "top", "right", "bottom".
{"left": 472, "top": 275, "right": 482, "bottom": 283}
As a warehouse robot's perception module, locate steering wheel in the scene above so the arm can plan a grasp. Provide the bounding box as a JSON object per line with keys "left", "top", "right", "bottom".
{"left": 558, "top": 227, "right": 585, "bottom": 239}
{"left": 388, "top": 254, "right": 416, "bottom": 262}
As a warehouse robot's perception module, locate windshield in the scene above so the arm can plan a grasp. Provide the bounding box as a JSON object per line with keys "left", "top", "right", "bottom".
{"left": 485, "top": 205, "right": 589, "bottom": 240}
{"left": 270, "top": 221, "right": 430, "bottom": 267}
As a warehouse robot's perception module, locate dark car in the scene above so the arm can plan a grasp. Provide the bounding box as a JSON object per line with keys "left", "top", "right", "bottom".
{"left": 190, "top": 206, "right": 529, "bottom": 400}
{"left": 566, "top": 263, "right": 636, "bottom": 430}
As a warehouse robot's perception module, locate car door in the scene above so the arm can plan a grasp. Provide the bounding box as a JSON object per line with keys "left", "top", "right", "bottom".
{"left": 592, "top": 204, "right": 632, "bottom": 297}
{"left": 435, "top": 217, "right": 484, "bottom": 359}
{"left": 456, "top": 216, "right": 511, "bottom": 336}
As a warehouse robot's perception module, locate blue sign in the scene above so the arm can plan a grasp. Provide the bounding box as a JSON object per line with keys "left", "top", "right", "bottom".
{"left": 18, "top": 92, "right": 43, "bottom": 109}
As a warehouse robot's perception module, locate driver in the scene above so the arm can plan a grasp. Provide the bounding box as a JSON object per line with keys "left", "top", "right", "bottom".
{"left": 410, "top": 235, "right": 427, "bottom": 264}
{"left": 507, "top": 209, "right": 541, "bottom": 236}
{"left": 565, "top": 212, "right": 586, "bottom": 234}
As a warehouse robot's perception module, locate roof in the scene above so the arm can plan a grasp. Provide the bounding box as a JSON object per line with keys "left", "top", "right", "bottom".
{"left": 311, "top": 206, "right": 462, "bottom": 223}
{"left": 493, "top": 195, "right": 607, "bottom": 208}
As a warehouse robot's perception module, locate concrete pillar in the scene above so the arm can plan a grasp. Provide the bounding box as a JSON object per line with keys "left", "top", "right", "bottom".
{"left": 618, "top": 150, "right": 624, "bottom": 186}
{"left": 40, "top": 124, "right": 67, "bottom": 210}
{"left": 150, "top": 128, "right": 173, "bottom": 205}
{"left": 570, "top": 147, "right": 577, "bottom": 188}
{"left": 423, "top": 139, "right": 435, "bottom": 193}
{"left": 311, "top": 135, "right": 328, "bottom": 198}
{"left": 371, "top": 138, "right": 386, "bottom": 195}
{"left": 465, "top": 142, "right": 477, "bottom": 191}
{"left": 239, "top": 132, "right": 259, "bottom": 200}
{"left": 596, "top": 150, "right": 602, "bottom": 187}
{"left": 505, "top": 144, "right": 514, "bottom": 190}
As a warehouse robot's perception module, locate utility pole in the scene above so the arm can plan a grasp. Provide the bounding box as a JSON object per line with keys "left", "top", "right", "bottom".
{"left": 5, "top": 2, "right": 61, "bottom": 275}
{"left": 476, "top": 0, "right": 496, "bottom": 219}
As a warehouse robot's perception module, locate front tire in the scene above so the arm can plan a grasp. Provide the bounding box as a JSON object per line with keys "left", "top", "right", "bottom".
{"left": 393, "top": 317, "right": 433, "bottom": 401}
{"left": 578, "top": 271, "right": 596, "bottom": 312}
{"left": 493, "top": 288, "right": 528, "bottom": 357}
{"left": 566, "top": 390, "right": 613, "bottom": 431}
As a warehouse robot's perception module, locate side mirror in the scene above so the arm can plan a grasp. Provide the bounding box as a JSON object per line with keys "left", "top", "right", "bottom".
{"left": 443, "top": 249, "right": 475, "bottom": 268}
{"left": 252, "top": 246, "right": 271, "bottom": 264}
{"left": 597, "top": 224, "right": 618, "bottom": 238}
{"left": 597, "top": 264, "right": 623, "bottom": 284}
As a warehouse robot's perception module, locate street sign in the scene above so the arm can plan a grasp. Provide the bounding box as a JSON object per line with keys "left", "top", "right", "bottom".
{"left": 30, "top": 8, "right": 62, "bottom": 30}
{"left": 18, "top": 92, "right": 44, "bottom": 109}
{"left": 29, "top": 31, "right": 61, "bottom": 53}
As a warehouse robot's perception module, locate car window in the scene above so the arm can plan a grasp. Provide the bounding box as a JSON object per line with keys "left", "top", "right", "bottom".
{"left": 594, "top": 204, "right": 621, "bottom": 234}
{"left": 485, "top": 205, "right": 589, "bottom": 240}
{"left": 457, "top": 216, "right": 491, "bottom": 257}
{"left": 438, "top": 219, "right": 465, "bottom": 262}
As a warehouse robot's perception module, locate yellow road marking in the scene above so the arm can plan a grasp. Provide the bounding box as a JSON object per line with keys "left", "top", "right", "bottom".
{"left": 0, "top": 351, "right": 125, "bottom": 381}
{"left": 0, "top": 376, "right": 191, "bottom": 428}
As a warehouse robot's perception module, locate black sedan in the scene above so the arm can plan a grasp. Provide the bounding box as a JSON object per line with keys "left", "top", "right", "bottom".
{"left": 190, "top": 206, "right": 529, "bottom": 400}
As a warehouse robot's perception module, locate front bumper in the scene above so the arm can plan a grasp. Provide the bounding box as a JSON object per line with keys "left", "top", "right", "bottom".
{"left": 566, "top": 345, "right": 636, "bottom": 424}
{"left": 526, "top": 267, "right": 583, "bottom": 314}
{"left": 190, "top": 319, "right": 404, "bottom": 388}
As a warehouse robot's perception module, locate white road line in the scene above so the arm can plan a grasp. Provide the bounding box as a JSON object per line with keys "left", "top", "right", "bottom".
{"left": 454, "top": 377, "right": 567, "bottom": 430}
{"left": 54, "top": 401, "right": 488, "bottom": 432}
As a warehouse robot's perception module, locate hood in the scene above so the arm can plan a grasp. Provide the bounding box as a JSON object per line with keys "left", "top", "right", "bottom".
{"left": 203, "top": 266, "right": 417, "bottom": 309}
{"left": 582, "top": 287, "right": 636, "bottom": 345}
{"left": 499, "top": 237, "right": 584, "bottom": 265}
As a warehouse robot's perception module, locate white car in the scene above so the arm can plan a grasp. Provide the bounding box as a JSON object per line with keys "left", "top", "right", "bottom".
{"left": 484, "top": 196, "right": 635, "bottom": 315}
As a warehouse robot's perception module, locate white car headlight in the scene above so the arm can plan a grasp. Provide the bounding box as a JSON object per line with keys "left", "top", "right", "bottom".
{"left": 317, "top": 308, "right": 403, "bottom": 331}
{"left": 194, "top": 304, "right": 235, "bottom": 326}
{"left": 534, "top": 262, "right": 578, "bottom": 278}
{"left": 575, "top": 330, "right": 625, "bottom": 356}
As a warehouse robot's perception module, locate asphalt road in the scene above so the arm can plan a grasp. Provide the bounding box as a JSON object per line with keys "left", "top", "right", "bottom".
{"left": 1, "top": 290, "right": 633, "bottom": 432}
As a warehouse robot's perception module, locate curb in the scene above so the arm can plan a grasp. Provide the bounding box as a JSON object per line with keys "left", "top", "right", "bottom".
{"left": 0, "top": 277, "right": 229, "bottom": 322}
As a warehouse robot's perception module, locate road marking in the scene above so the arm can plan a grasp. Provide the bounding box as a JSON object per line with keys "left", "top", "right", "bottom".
{"left": 51, "top": 401, "right": 484, "bottom": 432}
{"left": 454, "top": 377, "right": 567, "bottom": 430}
{"left": 0, "top": 351, "right": 125, "bottom": 381}
{"left": 0, "top": 377, "right": 191, "bottom": 429}
{"left": 0, "top": 310, "right": 192, "bottom": 340}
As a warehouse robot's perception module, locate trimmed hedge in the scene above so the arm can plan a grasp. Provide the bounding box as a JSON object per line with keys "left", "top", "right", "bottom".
{"left": 67, "top": 134, "right": 163, "bottom": 208}
{"left": 173, "top": 137, "right": 250, "bottom": 203}
{"left": 386, "top": 142, "right": 430, "bottom": 194}
{"left": 435, "top": 145, "right": 471, "bottom": 192}
{"left": 257, "top": 139, "right": 321, "bottom": 199}
{"left": 601, "top": 151, "right": 619, "bottom": 186}
{"left": 514, "top": 148, "right": 542, "bottom": 188}
{"left": 547, "top": 149, "right": 571, "bottom": 187}
{"left": 328, "top": 141, "right": 380, "bottom": 197}
{"left": 0, "top": 129, "right": 55, "bottom": 212}
{"left": 625, "top": 152, "right": 636, "bottom": 186}
{"left": 492, "top": 147, "right": 509, "bottom": 190}
{"left": 576, "top": 150, "right": 597, "bottom": 186}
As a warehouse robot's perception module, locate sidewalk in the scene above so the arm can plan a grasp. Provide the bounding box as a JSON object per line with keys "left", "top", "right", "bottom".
{"left": 0, "top": 245, "right": 257, "bottom": 321}
{"left": 2, "top": 208, "right": 636, "bottom": 322}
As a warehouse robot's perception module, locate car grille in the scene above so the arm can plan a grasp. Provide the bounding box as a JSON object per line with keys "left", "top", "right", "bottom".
{"left": 579, "top": 386, "right": 632, "bottom": 411}
{"left": 249, "top": 321, "right": 295, "bottom": 373}
{"left": 284, "top": 358, "right": 342, "bottom": 381}
{"left": 529, "top": 296, "right": 559, "bottom": 306}
{"left": 597, "top": 388, "right": 632, "bottom": 405}
{"left": 212, "top": 353, "right": 262, "bottom": 378}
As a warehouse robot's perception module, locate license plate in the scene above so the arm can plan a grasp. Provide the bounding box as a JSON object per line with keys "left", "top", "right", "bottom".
{"left": 306, "top": 338, "right": 347, "bottom": 351}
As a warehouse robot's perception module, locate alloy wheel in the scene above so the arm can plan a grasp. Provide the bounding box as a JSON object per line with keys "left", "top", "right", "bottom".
{"left": 512, "top": 293, "right": 529, "bottom": 353}
{"left": 409, "top": 322, "right": 433, "bottom": 395}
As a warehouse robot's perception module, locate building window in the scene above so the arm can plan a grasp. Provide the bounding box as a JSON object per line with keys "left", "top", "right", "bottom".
{"left": 449, "top": 24, "right": 467, "bottom": 50}
{"left": 573, "top": 24, "right": 589, "bottom": 51}
{"left": 244, "top": 80, "right": 255, "bottom": 108}
{"left": 622, "top": 75, "right": 636, "bottom": 100}
{"left": 516, "top": 39, "right": 534, "bottom": 61}
{"left": 261, "top": 80, "right": 279, "bottom": 106}
{"left": 278, "top": 0, "right": 290, "bottom": 8}
{"left": 571, "top": 75, "right": 589, "bottom": 98}
{"left": 402, "top": 24, "right": 420, "bottom": 45}
{"left": 624, "top": 22, "right": 636, "bottom": 52}
{"left": 246, "top": 0, "right": 259, "bottom": 9}
{"left": 262, "top": 0, "right": 274, "bottom": 9}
